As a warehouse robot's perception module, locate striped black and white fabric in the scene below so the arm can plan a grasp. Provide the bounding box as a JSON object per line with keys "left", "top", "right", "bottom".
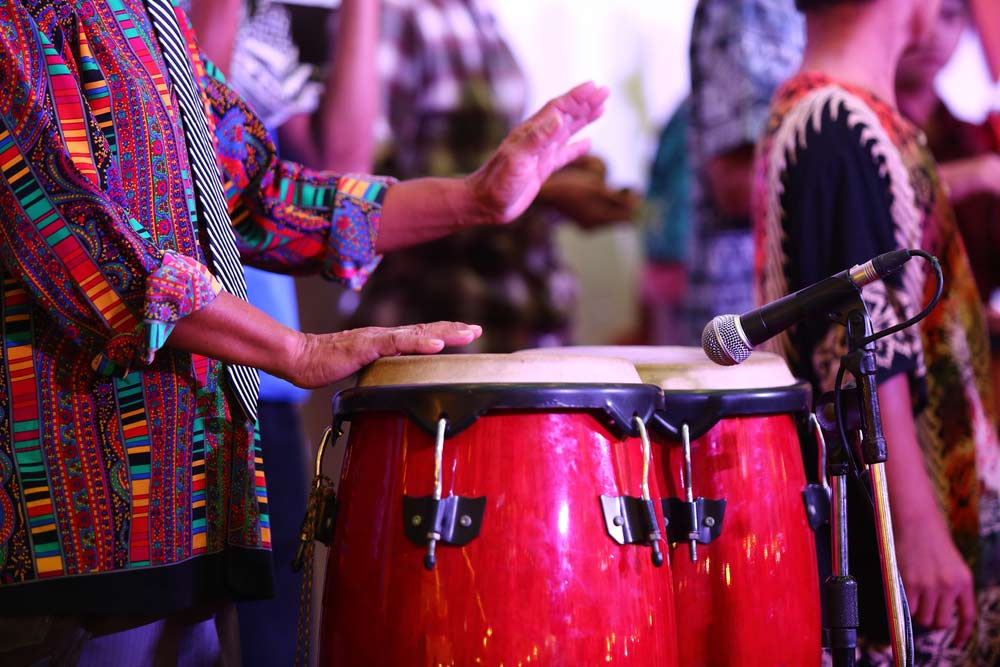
{"left": 145, "top": 0, "right": 260, "bottom": 422}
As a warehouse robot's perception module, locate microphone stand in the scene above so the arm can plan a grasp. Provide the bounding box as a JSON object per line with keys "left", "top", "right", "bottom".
{"left": 829, "top": 297, "right": 911, "bottom": 667}
{"left": 820, "top": 396, "right": 858, "bottom": 667}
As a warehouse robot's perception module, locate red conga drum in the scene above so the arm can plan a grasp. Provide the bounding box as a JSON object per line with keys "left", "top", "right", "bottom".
{"left": 519, "top": 347, "right": 822, "bottom": 666}
{"left": 320, "top": 354, "right": 680, "bottom": 667}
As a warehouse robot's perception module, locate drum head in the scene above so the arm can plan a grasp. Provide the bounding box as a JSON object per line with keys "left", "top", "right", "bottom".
{"left": 358, "top": 353, "right": 643, "bottom": 386}
{"left": 516, "top": 346, "right": 797, "bottom": 390}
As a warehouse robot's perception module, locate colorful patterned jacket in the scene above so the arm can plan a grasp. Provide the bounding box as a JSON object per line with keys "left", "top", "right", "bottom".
{"left": 0, "top": 0, "right": 388, "bottom": 614}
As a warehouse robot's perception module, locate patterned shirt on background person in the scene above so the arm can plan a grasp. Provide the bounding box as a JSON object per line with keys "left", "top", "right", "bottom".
{"left": 680, "top": 0, "right": 804, "bottom": 343}
{"left": 755, "top": 72, "right": 1000, "bottom": 666}
{"left": 342, "top": 0, "right": 577, "bottom": 353}
{"left": 0, "top": 0, "right": 387, "bottom": 615}
{"left": 177, "top": 0, "right": 324, "bottom": 132}
{"left": 924, "top": 103, "right": 1000, "bottom": 327}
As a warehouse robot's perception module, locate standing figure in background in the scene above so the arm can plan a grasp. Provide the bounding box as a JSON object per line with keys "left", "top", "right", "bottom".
{"left": 343, "top": 0, "right": 639, "bottom": 353}
{"left": 681, "top": 0, "right": 804, "bottom": 343}
{"left": 895, "top": 0, "right": 1000, "bottom": 419}
{"left": 755, "top": 0, "right": 1000, "bottom": 663}
{"left": 641, "top": 99, "right": 692, "bottom": 345}
{"left": 184, "top": 0, "right": 380, "bottom": 665}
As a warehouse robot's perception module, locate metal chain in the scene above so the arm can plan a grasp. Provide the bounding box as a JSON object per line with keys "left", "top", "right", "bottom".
{"left": 295, "top": 426, "right": 338, "bottom": 667}
{"left": 294, "top": 478, "right": 328, "bottom": 667}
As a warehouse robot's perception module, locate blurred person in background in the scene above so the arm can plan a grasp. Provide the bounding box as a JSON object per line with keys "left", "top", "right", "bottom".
{"left": 185, "top": 0, "right": 379, "bottom": 664}
{"left": 640, "top": 99, "right": 693, "bottom": 345}
{"left": 680, "top": 0, "right": 805, "bottom": 344}
{"left": 755, "top": 0, "right": 1000, "bottom": 663}
{"left": 341, "top": 0, "right": 641, "bottom": 353}
{"left": 895, "top": 0, "right": 1000, "bottom": 419}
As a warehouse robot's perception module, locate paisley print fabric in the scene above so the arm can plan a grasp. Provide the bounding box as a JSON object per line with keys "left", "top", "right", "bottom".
{"left": 0, "top": 0, "right": 389, "bottom": 614}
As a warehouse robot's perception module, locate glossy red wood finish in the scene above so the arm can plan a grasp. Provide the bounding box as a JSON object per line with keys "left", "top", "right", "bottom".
{"left": 321, "top": 410, "right": 680, "bottom": 667}
{"left": 654, "top": 414, "right": 821, "bottom": 667}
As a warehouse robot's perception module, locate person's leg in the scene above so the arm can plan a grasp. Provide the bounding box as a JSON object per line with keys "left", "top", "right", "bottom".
{"left": 0, "top": 609, "right": 233, "bottom": 667}
{"left": 238, "top": 400, "right": 310, "bottom": 667}
{"left": 77, "top": 609, "right": 232, "bottom": 667}
{"left": 0, "top": 616, "right": 89, "bottom": 666}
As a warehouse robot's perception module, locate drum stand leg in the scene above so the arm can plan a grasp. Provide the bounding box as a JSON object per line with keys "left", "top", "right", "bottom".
{"left": 824, "top": 439, "right": 858, "bottom": 667}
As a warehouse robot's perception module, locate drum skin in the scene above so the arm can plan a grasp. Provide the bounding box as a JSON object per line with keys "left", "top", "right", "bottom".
{"left": 655, "top": 413, "right": 821, "bottom": 667}
{"left": 320, "top": 410, "right": 680, "bottom": 667}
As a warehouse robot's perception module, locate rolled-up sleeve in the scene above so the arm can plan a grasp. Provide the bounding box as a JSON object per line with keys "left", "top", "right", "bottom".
{"left": 194, "top": 50, "right": 393, "bottom": 290}
{"left": 0, "top": 10, "right": 221, "bottom": 376}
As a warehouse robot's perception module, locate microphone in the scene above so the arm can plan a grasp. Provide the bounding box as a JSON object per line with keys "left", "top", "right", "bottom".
{"left": 702, "top": 249, "right": 913, "bottom": 366}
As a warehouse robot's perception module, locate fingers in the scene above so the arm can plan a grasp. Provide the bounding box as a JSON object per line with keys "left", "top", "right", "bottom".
{"left": 907, "top": 564, "right": 976, "bottom": 647}
{"left": 954, "top": 576, "right": 976, "bottom": 645}
{"left": 517, "top": 82, "right": 608, "bottom": 152}
{"left": 553, "top": 139, "right": 592, "bottom": 173}
{"left": 908, "top": 589, "right": 925, "bottom": 629}
{"left": 553, "top": 82, "right": 609, "bottom": 134}
{"left": 564, "top": 153, "right": 606, "bottom": 178}
{"left": 376, "top": 322, "right": 482, "bottom": 357}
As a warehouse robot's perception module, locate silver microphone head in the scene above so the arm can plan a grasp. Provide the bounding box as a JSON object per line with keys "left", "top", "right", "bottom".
{"left": 701, "top": 314, "right": 753, "bottom": 366}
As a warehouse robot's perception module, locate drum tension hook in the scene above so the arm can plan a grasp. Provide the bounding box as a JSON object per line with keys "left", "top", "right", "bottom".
{"left": 402, "top": 417, "right": 486, "bottom": 570}
{"left": 294, "top": 427, "right": 340, "bottom": 573}
{"left": 598, "top": 417, "right": 665, "bottom": 567}
{"left": 600, "top": 496, "right": 665, "bottom": 567}
{"left": 661, "top": 423, "right": 726, "bottom": 562}
{"left": 402, "top": 495, "right": 486, "bottom": 570}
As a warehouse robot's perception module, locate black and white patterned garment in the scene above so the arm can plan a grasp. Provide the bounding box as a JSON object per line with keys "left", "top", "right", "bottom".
{"left": 178, "top": 0, "right": 323, "bottom": 129}
{"left": 680, "top": 0, "right": 804, "bottom": 344}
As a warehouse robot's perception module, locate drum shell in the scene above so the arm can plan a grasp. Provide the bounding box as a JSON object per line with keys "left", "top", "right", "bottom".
{"left": 320, "top": 407, "right": 680, "bottom": 667}
{"left": 652, "top": 408, "right": 821, "bottom": 667}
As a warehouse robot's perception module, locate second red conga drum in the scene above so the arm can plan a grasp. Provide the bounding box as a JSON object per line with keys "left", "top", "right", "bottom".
{"left": 519, "top": 346, "right": 822, "bottom": 667}
{"left": 320, "top": 354, "right": 680, "bottom": 667}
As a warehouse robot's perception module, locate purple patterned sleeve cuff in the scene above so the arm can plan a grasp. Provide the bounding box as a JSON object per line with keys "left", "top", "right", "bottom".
{"left": 142, "top": 251, "right": 222, "bottom": 361}
{"left": 322, "top": 175, "right": 394, "bottom": 291}
{"left": 90, "top": 251, "right": 222, "bottom": 377}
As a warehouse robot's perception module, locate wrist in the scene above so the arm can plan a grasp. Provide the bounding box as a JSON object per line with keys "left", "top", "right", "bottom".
{"left": 461, "top": 173, "right": 499, "bottom": 226}
{"left": 274, "top": 329, "right": 310, "bottom": 384}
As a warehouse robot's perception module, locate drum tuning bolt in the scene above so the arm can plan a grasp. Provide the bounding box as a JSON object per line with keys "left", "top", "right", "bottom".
{"left": 661, "top": 423, "right": 726, "bottom": 562}
{"left": 402, "top": 417, "right": 486, "bottom": 570}
{"left": 599, "top": 417, "right": 665, "bottom": 567}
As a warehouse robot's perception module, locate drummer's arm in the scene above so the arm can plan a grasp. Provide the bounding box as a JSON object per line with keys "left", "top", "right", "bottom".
{"left": 877, "top": 374, "right": 975, "bottom": 643}
{"left": 374, "top": 82, "right": 607, "bottom": 252}
{"left": 166, "top": 292, "right": 481, "bottom": 387}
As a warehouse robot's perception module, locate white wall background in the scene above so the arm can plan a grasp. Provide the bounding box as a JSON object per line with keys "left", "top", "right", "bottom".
{"left": 938, "top": 28, "right": 1000, "bottom": 123}
{"left": 492, "top": 0, "right": 698, "bottom": 343}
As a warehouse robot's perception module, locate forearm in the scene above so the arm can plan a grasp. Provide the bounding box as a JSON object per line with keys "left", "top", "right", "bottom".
{"left": 877, "top": 374, "right": 947, "bottom": 527}
{"left": 167, "top": 291, "right": 483, "bottom": 389}
{"left": 319, "top": 0, "right": 380, "bottom": 171}
{"left": 938, "top": 155, "right": 1000, "bottom": 203}
{"left": 166, "top": 291, "right": 303, "bottom": 380}
{"left": 376, "top": 177, "right": 490, "bottom": 252}
{"left": 186, "top": 0, "right": 243, "bottom": 75}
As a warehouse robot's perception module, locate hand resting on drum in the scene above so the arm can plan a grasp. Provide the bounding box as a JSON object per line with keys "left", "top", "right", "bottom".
{"left": 166, "top": 83, "right": 605, "bottom": 386}
{"left": 167, "top": 292, "right": 482, "bottom": 388}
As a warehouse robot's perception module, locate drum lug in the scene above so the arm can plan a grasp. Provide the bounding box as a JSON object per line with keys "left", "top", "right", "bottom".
{"left": 662, "top": 497, "right": 726, "bottom": 551}
{"left": 802, "top": 484, "right": 831, "bottom": 531}
{"left": 599, "top": 495, "right": 665, "bottom": 567}
{"left": 402, "top": 495, "right": 487, "bottom": 570}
